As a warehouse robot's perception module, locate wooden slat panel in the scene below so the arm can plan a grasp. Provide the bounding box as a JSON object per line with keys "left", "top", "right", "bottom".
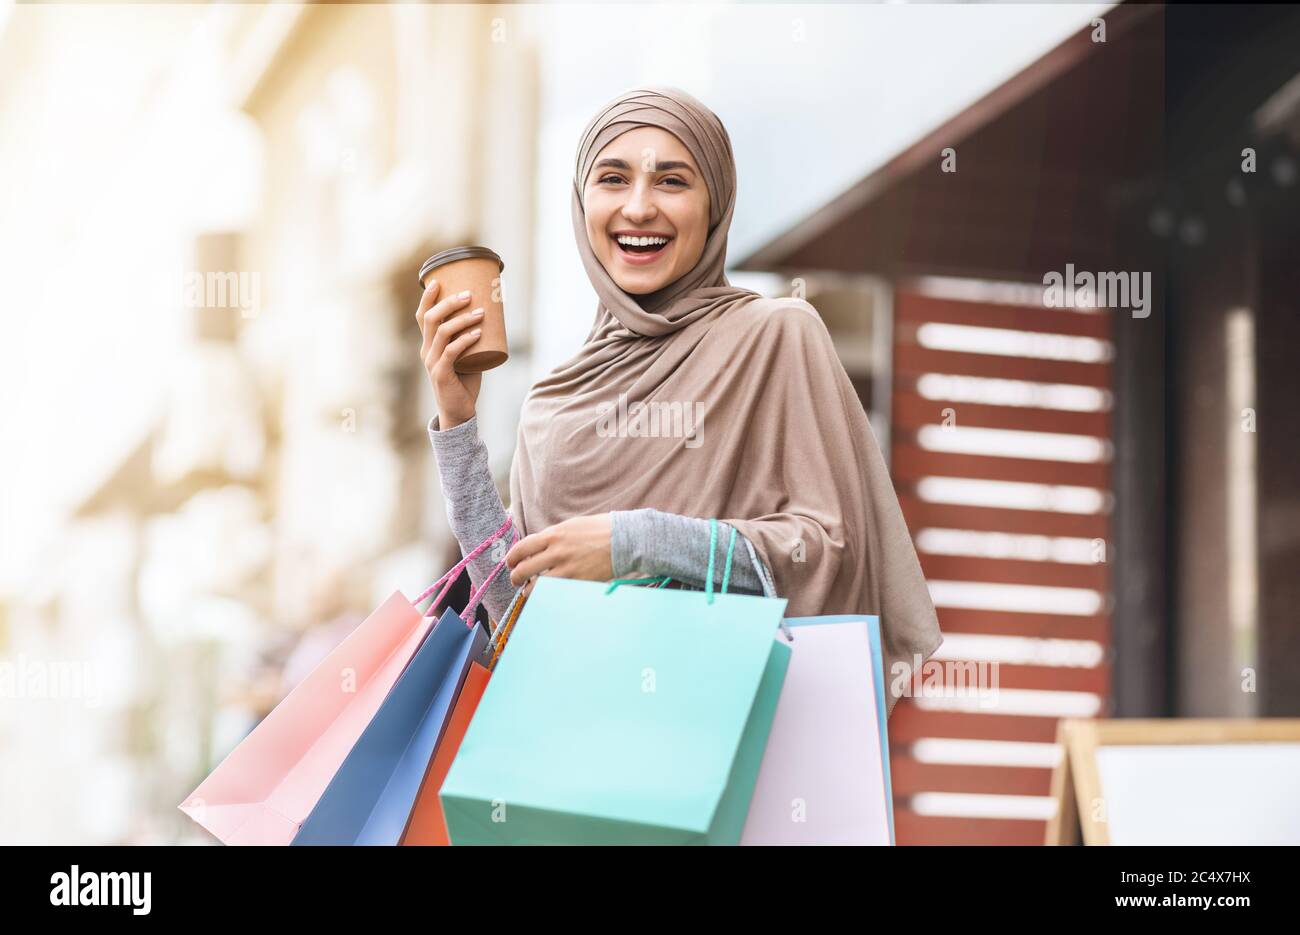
{"left": 898, "top": 495, "right": 1109, "bottom": 538}
{"left": 888, "top": 289, "right": 1111, "bottom": 847}
{"left": 936, "top": 608, "right": 1109, "bottom": 642}
{"left": 894, "top": 390, "right": 1111, "bottom": 437}
{"left": 892, "top": 756, "right": 1054, "bottom": 796}
{"left": 895, "top": 292, "right": 1111, "bottom": 339}
{"left": 918, "top": 554, "right": 1108, "bottom": 590}
{"left": 894, "top": 343, "right": 1111, "bottom": 387}
{"left": 888, "top": 703, "right": 1062, "bottom": 743}
{"left": 894, "top": 808, "right": 1048, "bottom": 846}
{"left": 892, "top": 442, "right": 1111, "bottom": 488}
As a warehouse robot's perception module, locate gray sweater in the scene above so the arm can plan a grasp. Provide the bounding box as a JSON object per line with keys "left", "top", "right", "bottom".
{"left": 428, "top": 413, "right": 775, "bottom": 623}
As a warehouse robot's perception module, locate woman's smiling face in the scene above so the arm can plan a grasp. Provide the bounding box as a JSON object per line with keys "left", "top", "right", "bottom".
{"left": 583, "top": 126, "right": 711, "bottom": 295}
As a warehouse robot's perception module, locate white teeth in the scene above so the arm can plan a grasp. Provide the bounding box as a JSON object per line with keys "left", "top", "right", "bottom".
{"left": 616, "top": 235, "right": 670, "bottom": 247}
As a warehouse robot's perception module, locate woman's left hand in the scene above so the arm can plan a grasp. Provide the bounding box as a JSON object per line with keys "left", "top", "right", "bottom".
{"left": 506, "top": 514, "right": 612, "bottom": 587}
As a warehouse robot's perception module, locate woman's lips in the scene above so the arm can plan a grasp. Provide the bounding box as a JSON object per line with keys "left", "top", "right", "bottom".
{"left": 611, "top": 235, "right": 672, "bottom": 265}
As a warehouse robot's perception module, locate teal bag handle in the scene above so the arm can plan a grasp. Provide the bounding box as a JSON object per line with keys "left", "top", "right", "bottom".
{"left": 603, "top": 518, "right": 792, "bottom": 638}
{"left": 606, "top": 517, "right": 737, "bottom": 602}
{"left": 604, "top": 575, "right": 673, "bottom": 594}
{"left": 703, "top": 517, "right": 738, "bottom": 604}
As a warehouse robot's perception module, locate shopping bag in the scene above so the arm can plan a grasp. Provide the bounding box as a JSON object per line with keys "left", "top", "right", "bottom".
{"left": 398, "top": 661, "right": 491, "bottom": 846}
{"left": 291, "top": 543, "right": 513, "bottom": 846}
{"left": 401, "top": 585, "right": 527, "bottom": 846}
{"left": 177, "top": 516, "right": 514, "bottom": 845}
{"left": 439, "top": 571, "right": 791, "bottom": 845}
{"left": 740, "top": 615, "right": 895, "bottom": 845}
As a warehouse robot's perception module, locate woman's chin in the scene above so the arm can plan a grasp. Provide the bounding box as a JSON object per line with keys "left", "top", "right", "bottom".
{"left": 617, "top": 278, "right": 668, "bottom": 295}
{"left": 604, "top": 271, "right": 657, "bottom": 294}
{"left": 609, "top": 260, "right": 679, "bottom": 295}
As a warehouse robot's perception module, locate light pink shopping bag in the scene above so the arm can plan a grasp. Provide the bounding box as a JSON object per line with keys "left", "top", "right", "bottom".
{"left": 740, "top": 615, "right": 894, "bottom": 845}
{"left": 178, "top": 517, "right": 515, "bottom": 845}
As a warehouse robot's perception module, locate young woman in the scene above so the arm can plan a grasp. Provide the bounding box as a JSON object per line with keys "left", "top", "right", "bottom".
{"left": 416, "top": 86, "right": 941, "bottom": 702}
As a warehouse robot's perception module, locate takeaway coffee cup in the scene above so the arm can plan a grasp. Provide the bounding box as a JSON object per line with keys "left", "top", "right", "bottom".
{"left": 418, "top": 245, "right": 507, "bottom": 373}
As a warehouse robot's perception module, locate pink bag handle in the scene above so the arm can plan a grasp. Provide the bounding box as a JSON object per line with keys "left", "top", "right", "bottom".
{"left": 414, "top": 515, "right": 514, "bottom": 619}
{"left": 457, "top": 526, "right": 519, "bottom": 627}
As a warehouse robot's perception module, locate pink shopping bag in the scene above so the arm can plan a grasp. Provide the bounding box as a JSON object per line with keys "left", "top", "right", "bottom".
{"left": 177, "top": 517, "right": 515, "bottom": 845}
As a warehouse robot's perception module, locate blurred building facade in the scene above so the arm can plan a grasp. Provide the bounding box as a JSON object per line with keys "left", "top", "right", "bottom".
{"left": 0, "top": 3, "right": 538, "bottom": 843}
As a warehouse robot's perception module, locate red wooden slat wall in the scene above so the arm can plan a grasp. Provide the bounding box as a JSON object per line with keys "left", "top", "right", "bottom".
{"left": 888, "top": 287, "right": 1112, "bottom": 845}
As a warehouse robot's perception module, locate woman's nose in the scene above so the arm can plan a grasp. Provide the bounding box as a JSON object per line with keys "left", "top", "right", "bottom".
{"left": 621, "top": 181, "right": 658, "bottom": 221}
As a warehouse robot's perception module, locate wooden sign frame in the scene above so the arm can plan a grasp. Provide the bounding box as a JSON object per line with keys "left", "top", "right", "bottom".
{"left": 1045, "top": 718, "right": 1300, "bottom": 845}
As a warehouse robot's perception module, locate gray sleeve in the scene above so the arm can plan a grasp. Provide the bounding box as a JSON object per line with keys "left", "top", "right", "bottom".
{"left": 427, "top": 413, "right": 518, "bottom": 623}
{"left": 429, "top": 414, "right": 777, "bottom": 611}
{"left": 609, "top": 508, "right": 776, "bottom": 598}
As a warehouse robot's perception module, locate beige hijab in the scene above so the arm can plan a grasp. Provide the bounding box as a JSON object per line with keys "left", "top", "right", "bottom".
{"left": 507, "top": 86, "right": 941, "bottom": 703}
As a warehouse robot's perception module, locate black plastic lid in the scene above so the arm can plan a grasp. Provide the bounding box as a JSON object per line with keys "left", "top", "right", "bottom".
{"left": 418, "top": 245, "right": 504, "bottom": 284}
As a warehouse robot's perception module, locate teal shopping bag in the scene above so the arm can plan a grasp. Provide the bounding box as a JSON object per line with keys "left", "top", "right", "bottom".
{"left": 440, "top": 574, "right": 790, "bottom": 845}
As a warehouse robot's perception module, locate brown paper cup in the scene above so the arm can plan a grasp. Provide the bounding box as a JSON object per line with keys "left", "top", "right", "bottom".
{"left": 418, "top": 246, "right": 507, "bottom": 373}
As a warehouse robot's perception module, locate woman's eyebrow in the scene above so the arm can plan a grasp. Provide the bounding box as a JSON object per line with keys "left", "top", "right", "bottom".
{"left": 593, "top": 157, "right": 696, "bottom": 174}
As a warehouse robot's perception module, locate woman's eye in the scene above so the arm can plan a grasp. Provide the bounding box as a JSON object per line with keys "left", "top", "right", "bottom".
{"left": 596, "top": 174, "right": 687, "bottom": 187}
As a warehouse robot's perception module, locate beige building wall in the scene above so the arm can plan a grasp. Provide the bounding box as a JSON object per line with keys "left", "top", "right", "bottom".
{"left": 0, "top": 3, "right": 539, "bottom": 843}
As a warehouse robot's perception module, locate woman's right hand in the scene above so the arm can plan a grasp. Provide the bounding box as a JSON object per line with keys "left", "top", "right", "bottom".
{"left": 416, "top": 279, "right": 484, "bottom": 430}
